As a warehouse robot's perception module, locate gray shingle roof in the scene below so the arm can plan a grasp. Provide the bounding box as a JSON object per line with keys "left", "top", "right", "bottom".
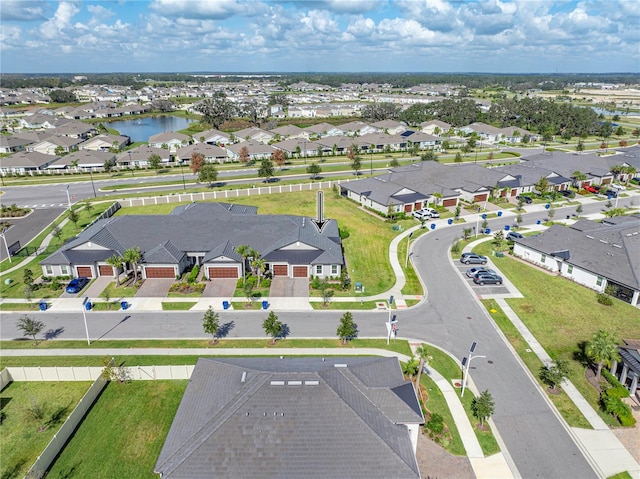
{"left": 155, "top": 357, "right": 423, "bottom": 479}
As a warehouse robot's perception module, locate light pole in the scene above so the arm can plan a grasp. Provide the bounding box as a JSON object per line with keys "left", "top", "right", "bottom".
{"left": 0, "top": 228, "right": 12, "bottom": 263}
{"left": 180, "top": 160, "right": 186, "bottom": 190}
{"left": 386, "top": 295, "right": 396, "bottom": 345}
{"left": 404, "top": 231, "right": 414, "bottom": 267}
{"left": 461, "top": 341, "right": 486, "bottom": 397}
{"left": 128, "top": 152, "right": 134, "bottom": 176}
{"left": 89, "top": 169, "right": 97, "bottom": 197}
{"left": 81, "top": 297, "right": 91, "bottom": 346}
{"left": 370, "top": 149, "right": 373, "bottom": 175}
{"left": 63, "top": 185, "right": 72, "bottom": 211}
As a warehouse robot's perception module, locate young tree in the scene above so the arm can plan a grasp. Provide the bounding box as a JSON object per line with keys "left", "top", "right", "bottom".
{"left": 539, "top": 359, "right": 570, "bottom": 393}
{"left": 82, "top": 200, "right": 93, "bottom": 215}
{"left": 16, "top": 315, "right": 45, "bottom": 345}
{"left": 51, "top": 224, "right": 63, "bottom": 242}
{"left": 243, "top": 280, "right": 255, "bottom": 304}
{"left": 306, "top": 162, "right": 321, "bottom": 180}
{"left": 535, "top": 176, "right": 549, "bottom": 196}
{"left": 454, "top": 152, "right": 463, "bottom": 163}
{"left": 148, "top": 153, "right": 162, "bottom": 171}
{"left": 124, "top": 247, "right": 142, "bottom": 281}
{"left": 258, "top": 157, "right": 275, "bottom": 182}
{"left": 336, "top": 311, "right": 358, "bottom": 345}
{"left": 198, "top": 164, "right": 218, "bottom": 185}
{"left": 547, "top": 206, "right": 556, "bottom": 221}
{"left": 349, "top": 148, "right": 362, "bottom": 176}
{"left": 68, "top": 209, "right": 80, "bottom": 228}
{"left": 493, "top": 230, "right": 504, "bottom": 248}
{"left": 471, "top": 389, "right": 495, "bottom": 427}
{"left": 420, "top": 150, "right": 437, "bottom": 162}
{"left": 585, "top": 329, "right": 620, "bottom": 379}
{"left": 190, "top": 152, "right": 205, "bottom": 174}
{"left": 575, "top": 203, "right": 583, "bottom": 217}
{"left": 202, "top": 306, "right": 220, "bottom": 344}
{"left": 23, "top": 268, "right": 34, "bottom": 288}
{"left": 105, "top": 254, "right": 124, "bottom": 286}
{"left": 271, "top": 149, "right": 286, "bottom": 170}
{"left": 262, "top": 311, "right": 283, "bottom": 344}
{"left": 239, "top": 146, "right": 250, "bottom": 164}
{"left": 414, "top": 344, "right": 429, "bottom": 399}
{"left": 319, "top": 277, "right": 334, "bottom": 306}
{"left": 454, "top": 204, "right": 461, "bottom": 220}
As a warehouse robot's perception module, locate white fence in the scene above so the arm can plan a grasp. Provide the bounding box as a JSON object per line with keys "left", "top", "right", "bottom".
{"left": 125, "top": 179, "right": 349, "bottom": 208}
{"left": 25, "top": 371, "right": 109, "bottom": 478}
{"left": 4, "top": 365, "right": 194, "bottom": 382}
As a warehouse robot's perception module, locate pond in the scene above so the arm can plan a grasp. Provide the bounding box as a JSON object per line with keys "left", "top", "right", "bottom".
{"left": 108, "top": 116, "right": 195, "bottom": 143}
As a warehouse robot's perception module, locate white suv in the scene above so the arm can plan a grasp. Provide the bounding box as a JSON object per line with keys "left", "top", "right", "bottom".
{"left": 413, "top": 210, "right": 430, "bottom": 220}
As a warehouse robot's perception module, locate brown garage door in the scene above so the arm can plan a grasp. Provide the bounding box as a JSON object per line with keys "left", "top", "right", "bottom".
{"left": 442, "top": 198, "right": 457, "bottom": 207}
{"left": 273, "top": 265, "right": 288, "bottom": 276}
{"left": 77, "top": 266, "right": 93, "bottom": 278}
{"left": 145, "top": 267, "right": 175, "bottom": 278}
{"left": 292, "top": 266, "right": 307, "bottom": 278}
{"left": 404, "top": 204, "right": 412, "bottom": 213}
{"left": 208, "top": 267, "right": 238, "bottom": 278}
{"left": 474, "top": 193, "right": 488, "bottom": 202}
{"left": 98, "top": 265, "right": 113, "bottom": 276}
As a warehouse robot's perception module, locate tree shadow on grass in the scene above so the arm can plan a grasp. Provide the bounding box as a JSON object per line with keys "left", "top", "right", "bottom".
{"left": 573, "top": 341, "right": 591, "bottom": 368}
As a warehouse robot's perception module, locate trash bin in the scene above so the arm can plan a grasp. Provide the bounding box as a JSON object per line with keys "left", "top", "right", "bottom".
{"left": 120, "top": 301, "right": 128, "bottom": 310}
{"left": 85, "top": 301, "right": 92, "bottom": 311}
{"left": 496, "top": 252, "right": 504, "bottom": 258}
{"left": 485, "top": 228, "right": 491, "bottom": 234}
{"left": 222, "top": 300, "right": 229, "bottom": 310}
{"left": 262, "top": 300, "right": 268, "bottom": 310}
{"left": 447, "top": 218, "right": 453, "bottom": 225}
{"left": 504, "top": 225, "right": 510, "bottom": 231}
{"left": 536, "top": 219, "right": 541, "bottom": 225}
{"left": 497, "top": 211, "right": 503, "bottom": 217}
{"left": 39, "top": 301, "right": 47, "bottom": 311}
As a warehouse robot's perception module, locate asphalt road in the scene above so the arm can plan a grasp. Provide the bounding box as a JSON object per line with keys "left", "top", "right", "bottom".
{"left": 0, "top": 207, "right": 65, "bottom": 262}
{"left": 2, "top": 194, "right": 638, "bottom": 477}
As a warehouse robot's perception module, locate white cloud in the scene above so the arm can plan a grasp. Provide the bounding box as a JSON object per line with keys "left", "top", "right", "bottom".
{"left": 0, "top": 0, "right": 48, "bottom": 21}
{"left": 149, "top": 0, "right": 254, "bottom": 19}
{"left": 39, "top": 2, "right": 79, "bottom": 39}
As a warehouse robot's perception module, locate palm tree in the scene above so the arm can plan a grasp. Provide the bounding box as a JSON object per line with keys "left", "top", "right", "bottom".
{"left": 106, "top": 254, "right": 124, "bottom": 286}
{"left": 123, "top": 247, "right": 142, "bottom": 281}
{"left": 414, "top": 344, "right": 429, "bottom": 400}
{"left": 235, "top": 245, "right": 251, "bottom": 282}
{"left": 251, "top": 257, "right": 265, "bottom": 286}
{"left": 585, "top": 329, "right": 620, "bottom": 380}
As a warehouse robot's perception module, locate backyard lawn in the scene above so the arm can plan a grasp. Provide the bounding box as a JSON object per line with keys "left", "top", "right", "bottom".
{"left": 46, "top": 380, "right": 188, "bottom": 479}
{"left": 0, "top": 381, "right": 92, "bottom": 479}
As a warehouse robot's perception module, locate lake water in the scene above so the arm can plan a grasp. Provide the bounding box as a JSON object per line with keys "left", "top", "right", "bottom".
{"left": 108, "top": 116, "right": 195, "bottom": 143}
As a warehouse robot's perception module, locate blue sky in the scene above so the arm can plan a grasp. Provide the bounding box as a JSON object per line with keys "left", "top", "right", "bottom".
{"left": 1, "top": 0, "right": 638, "bottom": 74}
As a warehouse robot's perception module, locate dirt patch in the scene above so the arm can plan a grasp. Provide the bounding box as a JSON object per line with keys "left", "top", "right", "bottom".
{"left": 415, "top": 431, "right": 474, "bottom": 479}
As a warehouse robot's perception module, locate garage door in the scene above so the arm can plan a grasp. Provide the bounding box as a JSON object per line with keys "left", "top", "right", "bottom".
{"left": 77, "top": 266, "right": 93, "bottom": 278}
{"left": 208, "top": 267, "right": 239, "bottom": 278}
{"left": 414, "top": 202, "right": 422, "bottom": 210}
{"left": 98, "top": 265, "right": 113, "bottom": 276}
{"left": 292, "top": 266, "right": 307, "bottom": 278}
{"left": 145, "top": 267, "right": 175, "bottom": 278}
{"left": 442, "top": 198, "right": 457, "bottom": 207}
{"left": 404, "top": 204, "right": 412, "bottom": 213}
{"left": 273, "top": 265, "right": 288, "bottom": 276}
{"left": 474, "top": 193, "right": 488, "bottom": 202}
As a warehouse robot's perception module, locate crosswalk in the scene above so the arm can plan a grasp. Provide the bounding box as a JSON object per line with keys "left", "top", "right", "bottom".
{"left": 18, "top": 203, "right": 69, "bottom": 209}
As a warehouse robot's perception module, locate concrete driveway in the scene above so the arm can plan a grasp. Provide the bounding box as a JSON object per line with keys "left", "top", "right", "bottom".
{"left": 269, "top": 277, "right": 309, "bottom": 297}
{"left": 135, "top": 279, "right": 174, "bottom": 297}
{"left": 83, "top": 276, "right": 112, "bottom": 299}
{"left": 202, "top": 279, "right": 236, "bottom": 298}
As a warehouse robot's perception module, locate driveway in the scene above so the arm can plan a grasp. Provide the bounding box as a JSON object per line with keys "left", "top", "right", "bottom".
{"left": 269, "top": 277, "right": 309, "bottom": 297}
{"left": 202, "top": 279, "right": 236, "bottom": 298}
{"left": 83, "top": 276, "right": 112, "bottom": 299}
{"left": 135, "top": 279, "right": 174, "bottom": 297}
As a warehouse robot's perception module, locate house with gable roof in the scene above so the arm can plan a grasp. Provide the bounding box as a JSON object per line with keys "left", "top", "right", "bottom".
{"left": 154, "top": 356, "right": 424, "bottom": 479}
{"left": 148, "top": 131, "right": 191, "bottom": 151}
{"left": 40, "top": 202, "right": 344, "bottom": 280}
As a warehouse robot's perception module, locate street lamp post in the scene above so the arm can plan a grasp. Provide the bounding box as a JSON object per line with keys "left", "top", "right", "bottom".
{"left": 404, "top": 231, "right": 414, "bottom": 267}
{"left": 63, "top": 185, "right": 72, "bottom": 211}
{"left": 89, "top": 170, "right": 97, "bottom": 198}
{"left": 0, "top": 228, "right": 12, "bottom": 263}
{"left": 461, "top": 341, "right": 486, "bottom": 397}
{"left": 370, "top": 149, "right": 373, "bottom": 175}
{"left": 81, "top": 297, "right": 91, "bottom": 346}
{"left": 180, "top": 160, "right": 186, "bottom": 190}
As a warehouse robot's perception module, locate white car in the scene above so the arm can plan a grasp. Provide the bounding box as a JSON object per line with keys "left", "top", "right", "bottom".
{"left": 412, "top": 210, "right": 429, "bottom": 220}
{"left": 611, "top": 183, "right": 626, "bottom": 191}
{"left": 424, "top": 208, "right": 440, "bottom": 218}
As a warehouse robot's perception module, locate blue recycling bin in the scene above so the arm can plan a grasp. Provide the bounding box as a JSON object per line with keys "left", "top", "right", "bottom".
{"left": 504, "top": 225, "right": 510, "bottom": 231}
{"left": 222, "top": 300, "right": 229, "bottom": 310}
{"left": 430, "top": 223, "right": 436, "bottom": 230}
{"left": 536, "top": 219, "right": 541, "bottom": 225}
{"left": 447, "top": 218, "right": 453, "bottom": 225}
{"left": 262, "top": 300, "right": 268, "bottom": 310}
{"left": 482, "top": 213, "right": 487, "bottom": 219}
{"left": 545, "top": 203, "right": 550, "bottom": 209}
{"left": 485, "top": 228, "right": 491, "bottom": 234}
{"left": 497, "top": 211, "right": 503, "bottom": 217}
{"left": 39, "top": 301, "right": 47, "bottom": 311}
{"left": 120, "top": 301, "right": 128, "bottom": 310}
{"left": 85, "top": 301, "right": 92, "bottom": 311}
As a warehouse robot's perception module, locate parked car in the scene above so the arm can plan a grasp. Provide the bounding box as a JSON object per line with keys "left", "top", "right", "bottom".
{"left": 473, "top": 273, "right": 503, "bottom": 285}
{"left": 466, "top": 267, "right": 496, "bottom": 278}
{"left": 506, "top": 231, "right": 524, "bottom": 241}
{"left": 66, "top": 277, "right": 89, "bottom": 294}
{"left": 460, "top": 253, "right": 488, "bottom": 265}
{"left": 604, "top": 188, "right": 618, "bottom": 198}
{"left": 412, "top": 210, "right": 429, "bottom": 220}
{"left": 424, "top": 208, "right": 440, "bottom": 218}
{"left": 584, "top": 185, "right": 599, "bottom": 194}
{"left": 559, "top": 189, "right": 575, "bottom": 198}
{"left": 516, "top": 195, "right": 533, "bottom": 204}
{"left": 610, "top": 183, "right": 625, "bottom": 191}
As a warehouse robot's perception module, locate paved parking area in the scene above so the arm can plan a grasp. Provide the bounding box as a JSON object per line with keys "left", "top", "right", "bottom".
{"left": 202, "top": 279, "right": 236, "bottom": 297}
{"left": 454, "top": 263, "right": 511, "bottom": 295}
{"left": 135, "top": 278, "right": 174, "bottom": 297}
{"left": 269, "top": 277, "right": 309, "bottom": 297}
{"left": 83, "top": 276, "right": 112, "bottom": 298}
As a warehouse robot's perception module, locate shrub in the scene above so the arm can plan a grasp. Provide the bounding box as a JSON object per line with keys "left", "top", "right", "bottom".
{"left": 260, "top": 278, "right": 271, "bottom": 288}
{"left": 426, "top": 413, "right": 444, "bottom": 435}
{"left": 339, "top": 227, "right": 350, "bottom": 240}
{"left": 451, "top": 240, "right": 461, "bottom": 254}
{"left": 596, "top": 293, "right": 613, "bottom": 306}
{"left": 310, "top": 276, "right": 321, "bottom": 290}
{"left": 187, "top": 264, "right": 200, "bottom": 284}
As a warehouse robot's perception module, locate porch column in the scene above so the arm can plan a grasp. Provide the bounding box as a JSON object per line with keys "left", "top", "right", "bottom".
{"left": 630, "top": 373, "right": 638, "bottom": 394}
{"left": 610, "top": 359, "right": 618, "bottom": 375}
{"left": 619, "top": 364, "right": 629, "bottom": 385}
{"left": 631, "top": 290, "right": 639, "bottom": 307}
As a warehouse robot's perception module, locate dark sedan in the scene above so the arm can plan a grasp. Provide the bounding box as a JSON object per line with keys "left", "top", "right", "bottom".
{"left": 65, "top": 277, "right": 90, "bottom": 294}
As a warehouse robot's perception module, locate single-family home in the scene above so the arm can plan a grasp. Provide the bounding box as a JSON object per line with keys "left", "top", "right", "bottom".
{"left": 148, "top": 131, "right": 191, "bottom": 151}
{"left": 371, "top": 119, "right": 408, "bottom": 135}
{"left": 154, "top": 356, "right": 424, "bottom": 479}
{"left": 175, "top": 144, "right": 228, "bottom": 164}
{"left": 0, "top": 135, "right": 30, "bottom": 154}
{"left": 233, "top": 127, "right": 274, "bottom": 144}
{"left": 420, "top": 120, "right": 451, "bottom": 136}
{"left": 79, "top": 134, "right": 130, "bottom": 152}
{"left": 0, "top": 151, "right": 61, "bottom": 175}
{"left": 117, "top": 146, "right": 171, "bottom": 168}
{"left": 269, "top": 124, "right": 306, "bottom": 140}
{"left": 611, "top": 339, "right": 640, "bottom": 401}
{"left": 303, "top": 123, "right": 343, "bottom": 138}
{"left": 272, "top": 138, "right": 320, "bottom": 158}
{"left": 193, "top": 128, "right": 231, "bottom": 146}
{"left": 56, "top": 150, "right": 117, "bottom": 171}
{"left": 336, "top": 120, "right": 377, "bottom": 136}
{"left": 29, "top": 135, "right": 84, "bottom": 155}
{"left": 226, "top": 141, "right": 276, "bottom": 162}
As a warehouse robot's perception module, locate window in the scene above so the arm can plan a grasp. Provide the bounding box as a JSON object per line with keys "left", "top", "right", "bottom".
{"left": 316, "top": 265, "right": 322, "bottom": 275}
{"left": 331, "top": 265, "right": 338, "bottom": 275}
{"left": 596, "top": 276, "right": 603, "bottom": 287}
{"left": 45, "top": 265, "right": 53, "bottom": 275}
{"left": 541, "top": 254, "right": 546, "bottom": 264}
{"left": 61, "top": 265, "right": 69, "bottom": 275}
{"left": 567, "top": 265, "right": 573, "bottom": 274}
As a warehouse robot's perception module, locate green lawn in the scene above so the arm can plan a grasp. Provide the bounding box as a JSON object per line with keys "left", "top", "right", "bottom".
{"left": 161, "top": 301, "right": 196, "bottom": 310}
{"left": 0, "top": 381, "right": 92, "bottom": 479}
{"left": 100, "top": 281, "right": 137, "bottom": 299}
{"left": 46, "top": 381, "right": 188, "bottom": 479}
{"left": 474, "top": 242, "right": 640, "bottom": 426}
{"left": 310, "top": 300, "right": 381, "bottom": 310}
{"left": 426, "top": 346, "right": 501, "bottom": 456}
